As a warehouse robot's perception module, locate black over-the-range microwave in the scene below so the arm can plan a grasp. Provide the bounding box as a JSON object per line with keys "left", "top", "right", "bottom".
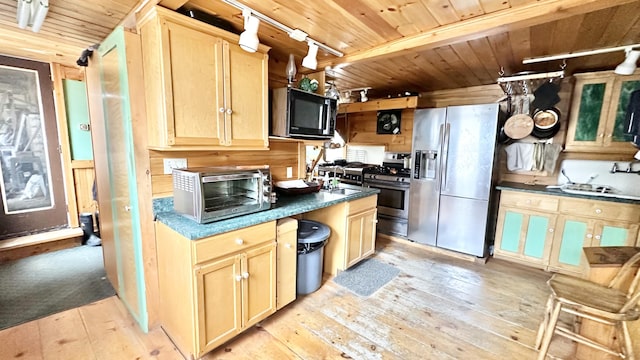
{"left": 271, "top": 87, "right": 337, "bottom": 139}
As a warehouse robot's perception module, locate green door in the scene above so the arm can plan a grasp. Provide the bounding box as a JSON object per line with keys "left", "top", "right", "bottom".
{"left": 96, "top": 27, "right": 148, "bottom": 331}
{"left": 557, "top": 219, "right": 589, "bottom": 267}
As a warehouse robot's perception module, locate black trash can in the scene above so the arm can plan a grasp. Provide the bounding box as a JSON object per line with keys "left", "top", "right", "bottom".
{"left": 296, "top": 220, "right": 330, "bottom": 295}
{"left": 79, "top": 212, "right": 94, "bottom": 243}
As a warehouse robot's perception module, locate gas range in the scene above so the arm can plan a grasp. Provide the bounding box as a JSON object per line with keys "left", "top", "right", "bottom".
{"left": 363, "top": 164, "right": 411, "bottom": 184}
{"left": 317, "top": 162, "right": 377, "bottom": 186}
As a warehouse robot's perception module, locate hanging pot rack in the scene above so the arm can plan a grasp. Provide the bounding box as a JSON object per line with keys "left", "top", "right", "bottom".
{"left": 497, "top": 63, "right": 565, "bottom": 96}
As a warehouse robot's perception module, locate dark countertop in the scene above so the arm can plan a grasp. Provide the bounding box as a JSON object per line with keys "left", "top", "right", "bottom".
{"left": 496, "top": 181, "right": 640, "bottom": 205}
{"left": 154, "top": 188, "right": 379, "bottom": 240}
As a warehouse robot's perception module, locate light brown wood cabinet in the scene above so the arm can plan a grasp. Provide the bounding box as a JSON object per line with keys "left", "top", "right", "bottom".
{"left": 305, "top": 195, "right": 378, "bottom": 275}
{"left": 495, "top": 190, "right": 640, "bottom": 276}
{"left": 276, "top": 218, "right": 297, "bottom": 310}
{"left": 138, "top": 6, "right": 269, "bottom": 151}
{"left": 155, "top": 221, "right": 276, "bottom": 358}
{"left": 565, "top": 71, "right": 640, "bottom": 154}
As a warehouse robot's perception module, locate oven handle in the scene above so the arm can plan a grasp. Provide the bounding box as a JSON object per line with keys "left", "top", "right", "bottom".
{"left": 202, "top": 173, "right": 261, "bottom": 183}
{"left": 364, "top": 181, "right": 410, "bottom": 190}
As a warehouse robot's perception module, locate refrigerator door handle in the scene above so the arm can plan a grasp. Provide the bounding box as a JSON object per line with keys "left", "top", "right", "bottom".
{"left": 441, "top": 123, "right": 451, "bottom": 191}
{"left": 436, "top": 123, "right": 445, "bottom": 191}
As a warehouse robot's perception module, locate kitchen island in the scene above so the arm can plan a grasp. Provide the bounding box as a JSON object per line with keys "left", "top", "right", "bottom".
{"left": 153, "top": 188, "right": 379, "bottom": 359}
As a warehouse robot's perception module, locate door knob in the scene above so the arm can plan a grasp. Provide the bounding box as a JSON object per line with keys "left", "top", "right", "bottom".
{"left": 285, "top": 243, "right": 292, "bottom": 249}
{"left": 219, "top": 107, "right": 225, "bottom": 113}
{"left": 226, "top": 108, "right": 233, "bottom": 115}
{"left": 124, "top": 205, "right": 131, "bottom": 212}
{"left": 242, "top": 272, "right": 249, "bottom": 279}
{"left": 235, "top": 238, "right": 244, "bottom": 245}
{"left": 235, "top": 275, "right": 242, "bottom": 282}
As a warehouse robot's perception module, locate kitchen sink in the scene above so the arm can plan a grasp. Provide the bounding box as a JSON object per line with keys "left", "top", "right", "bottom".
{"left": 318, "top": 188, "right": 362, "bottom": 198}
{"left": 558, "top": 185, "right": 640, "bottom": 201}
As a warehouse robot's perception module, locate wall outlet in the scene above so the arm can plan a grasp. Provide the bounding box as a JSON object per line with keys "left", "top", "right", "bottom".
{"left": 286, "top": 167, "right": 293, "bottom": 178}
{"left": 163, "top": 158, "right": 187, "bottom": 174}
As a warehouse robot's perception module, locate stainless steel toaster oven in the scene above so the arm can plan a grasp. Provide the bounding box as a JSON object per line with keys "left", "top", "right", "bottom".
{"left": 172, "top": 166, "right": 272, "bottom": 223}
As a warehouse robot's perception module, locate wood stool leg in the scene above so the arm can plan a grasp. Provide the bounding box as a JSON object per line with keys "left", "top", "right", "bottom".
{"left": 536, "top": 294, "right": 554, "bottom": 350}
{"left": 621, "top": 321, "right": 634, "bottom": 360}
{"left": 537, "top": 299, "right": 562, "bottom": 360}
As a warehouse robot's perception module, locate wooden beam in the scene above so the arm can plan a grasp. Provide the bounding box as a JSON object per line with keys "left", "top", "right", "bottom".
{"left": 320, "top": 0, "right": 639, "bottom": 69}
{"left": 0, "top": 27, "right": 82, "bottom": 66}
{"left": 339, "top": 96, "right": 418, "bottom": 114}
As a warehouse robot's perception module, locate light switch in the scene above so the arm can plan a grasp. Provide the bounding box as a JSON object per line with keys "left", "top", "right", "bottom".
{"left": 286, "top": 167, "right": 293, "bottom": 178}
{"left": 163, "top": 158, "right": 187, "bottom": 174}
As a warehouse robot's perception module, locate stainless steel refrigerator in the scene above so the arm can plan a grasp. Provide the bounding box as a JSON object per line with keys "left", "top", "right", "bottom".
{"left": 408, "top": 104, "right": 499, "bottom": 257}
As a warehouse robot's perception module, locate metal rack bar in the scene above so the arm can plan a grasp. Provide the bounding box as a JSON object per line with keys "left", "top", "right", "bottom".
{"left": 497, "top": 70, "right": 565, "bottom": 83}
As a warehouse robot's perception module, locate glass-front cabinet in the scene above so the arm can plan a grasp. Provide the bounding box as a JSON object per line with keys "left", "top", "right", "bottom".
{"left": 566, "top": 71, "right": 640, "bottom": 153}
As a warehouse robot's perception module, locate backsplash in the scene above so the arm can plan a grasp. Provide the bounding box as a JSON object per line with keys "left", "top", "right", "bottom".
{"left": 559, "top": 159, "right": 640, "bottom": 196}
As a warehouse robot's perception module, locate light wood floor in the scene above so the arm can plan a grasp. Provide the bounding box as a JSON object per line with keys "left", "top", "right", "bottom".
{"left": 0, "top": 237, "right": 575, "bottom": 360}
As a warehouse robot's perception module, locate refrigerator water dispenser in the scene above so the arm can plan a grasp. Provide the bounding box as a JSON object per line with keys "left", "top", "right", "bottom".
{"left": 414, "top": 150, "right": 437, "bottom": 179}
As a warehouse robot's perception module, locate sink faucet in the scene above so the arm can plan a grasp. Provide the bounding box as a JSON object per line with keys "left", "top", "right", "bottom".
{"left": 610, "top": 162, "right": 618, "bottom": 174}
{"left": 627, "top": 160, "right": 640, "bottom": 174}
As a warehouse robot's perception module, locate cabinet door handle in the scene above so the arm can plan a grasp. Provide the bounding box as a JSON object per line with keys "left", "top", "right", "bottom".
{"left": 124, "top": 205, "right": 131, "bottom": 212}
{"left": 373, "top": 219, "right": 379, "bottom": 224}
{"left": 595, "top": 235, "right": 601, "bottom": 240}
{"left": 598, "top": 133, "right": 604, "bottom": 138}
{"left": 219, "top": 107, "right": 225, "bottom": 113}
{"left": 606, "top": 133, "right": 612, "bottom": 138}
{"left": 285, "top": 243, "right": 292, "bottom": 249}
{"left": 226, "top": 108, "right": 233, "bottom": 115}
{"left": 548, "top": 228, "right": 554, "bottom": 233}
{"left": 586, "top": 234, "right": 593, "bottom": 239}
{"left": 235, "top": 238, "right": 244, "bottom": 245}
{"left": 235, "top": 275, "right": 242, "bottom": 282}
{"left": 595, "top": 209, "right": 602, "bottom": 214}
{"left": 242, "top": 272, "right": 249, "bottom": 279}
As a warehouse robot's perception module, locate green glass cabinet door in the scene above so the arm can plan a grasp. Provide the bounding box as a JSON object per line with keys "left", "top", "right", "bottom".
{"left": 549, "top": 216, "right": 593, "bottom": 275}
{"left": 592, "top": 221, "right": 639, "bottom": 247}
{"left": 495, "top": 208, "right": 554, "bottom": 267}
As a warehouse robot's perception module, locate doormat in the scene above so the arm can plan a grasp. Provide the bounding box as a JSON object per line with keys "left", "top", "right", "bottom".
{"left": 332, "top": 258, "right": 400, "bottom": 297}
{"left": 0, "top": 245, "right": 115, "bottom": 330}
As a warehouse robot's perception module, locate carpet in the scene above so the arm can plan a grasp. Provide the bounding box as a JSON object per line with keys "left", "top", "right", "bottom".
{"left": 0, "top": 245, "right": 115, "bottom": 330}
{"left": 332, "top": 258, "right": 400, "bottom": 297}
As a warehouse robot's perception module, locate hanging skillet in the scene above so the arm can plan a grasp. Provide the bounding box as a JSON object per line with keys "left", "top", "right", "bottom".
{"left": 504, "top": 95, "right": 534, "bottom": 140}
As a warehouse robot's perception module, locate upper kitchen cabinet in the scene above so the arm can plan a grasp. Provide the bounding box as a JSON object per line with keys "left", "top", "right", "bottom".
{"left": 565, "top": 71, "right": 640, "bottom": 153}
{"left": 137, "top": 7, "right": 270, "bottom": 151}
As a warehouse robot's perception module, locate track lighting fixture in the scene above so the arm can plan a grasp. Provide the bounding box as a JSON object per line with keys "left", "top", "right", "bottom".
{"left": 16, "top": 0, "right": 48, "bottom": 32}
{"left": 238, "top": 9, "right": 259, "bottom": 53}
{"left": 221, "top": 0, "right": 342, "bottom": 57}
{"left": 302, "top": 41, "right": 319, "bottom": 70}
{"left": 523, "top": 43, "right": 640, "bottom": 76}
{"left": 615, "top": 48, "right": 640, "bottom": 75}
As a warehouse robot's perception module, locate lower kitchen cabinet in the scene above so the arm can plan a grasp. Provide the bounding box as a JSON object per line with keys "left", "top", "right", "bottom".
{"left": 305, "top": 195, "right": 378, "bottom": 275}
{"left": 155, "top": 221, "right": 276, "bottom": 358}
{"left": 548, "top": 216, "right": 639, "bottom": 275}
{"left": 275, "top": 218, "right": 298, "bottom": 310}
{"left": 494, "top": 207, "right": 556, "bottom": 269}
{"left": 496, "top": 190, "right": 640, "bottom": 277}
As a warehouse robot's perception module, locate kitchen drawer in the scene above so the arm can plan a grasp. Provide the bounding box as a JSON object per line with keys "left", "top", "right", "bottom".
{"left": 193, "top": 221, "right": 276, "bottom": 264}
{"left": 347, "top": 195, "right": 378, "bottom": 215}
{"left": 559, "top": 199, "right": 640, "bottom": 222}
{"left": 500, "top": 191, "right": 559, "bottom": 212}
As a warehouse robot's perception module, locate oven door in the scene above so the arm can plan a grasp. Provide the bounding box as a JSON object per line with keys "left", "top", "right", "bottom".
{"left": 200, "top": 172, "right": 268, "bottom": 222}
{"left": 364, "top": 180, "right": 409, "bottom": 219}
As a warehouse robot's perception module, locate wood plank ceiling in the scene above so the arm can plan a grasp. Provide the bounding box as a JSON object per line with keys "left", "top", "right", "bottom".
{"left": 0, "top": 0, "right": 638, "bottom": 98}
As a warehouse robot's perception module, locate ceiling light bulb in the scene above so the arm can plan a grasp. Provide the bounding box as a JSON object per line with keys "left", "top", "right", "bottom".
{"left": 615, "top": 49, "right": 640, "bottom": 75}
{"left": 16, "top": 0, "right": 31, "bottom": 29}
{"left": 239, "top": 11, "right": 259, "bottom": 53}
{"left": 302, "top": 42, "right": 318, "bottom": 70}
{"left": 30, "top": 0, "right": 49, "bottom": 33}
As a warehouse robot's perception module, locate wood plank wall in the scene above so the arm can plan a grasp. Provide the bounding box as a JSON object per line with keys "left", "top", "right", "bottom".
{"left": 149, "top": 141, "right": 303, "bottom": 197}
{"left": 344, "top": 109, "right": 414, "bottom": 153}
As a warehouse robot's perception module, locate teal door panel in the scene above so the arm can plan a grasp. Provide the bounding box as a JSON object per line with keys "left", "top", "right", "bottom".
{"left": 501, "top": 211, "right": 523, "bottom": 253}
{"left": 97, "top": 26, "right": 148, "bottom": 332}
{"left": 523, "top": 216, "right": 548, "bottom": 259}
{"left": 63, "top": 79, "right": 93, "bottom": 160}
{"left": 558, "top": 220, "right": 588, "bottom": 266}
{"left": 600, "top": 226, "right": 628, "bottom": 246}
